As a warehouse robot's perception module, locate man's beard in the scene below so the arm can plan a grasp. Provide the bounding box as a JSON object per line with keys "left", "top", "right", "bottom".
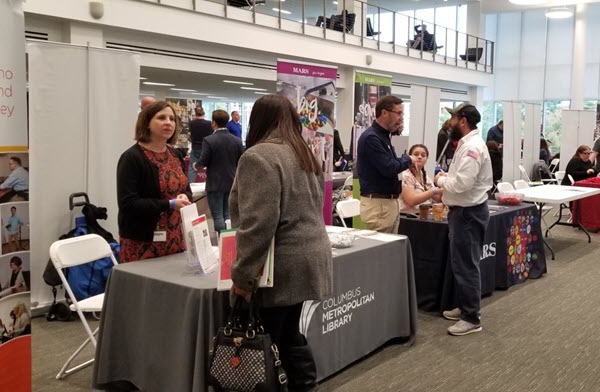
{"left": 450, "top": 124, "right": 463, "bottom": 141}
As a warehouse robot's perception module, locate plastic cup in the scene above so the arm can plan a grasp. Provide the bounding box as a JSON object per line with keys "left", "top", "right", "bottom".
{"left": 419, "top": 203, "right": 431, "bottom": 219}
{"left": 432, "top": 203, "right": 444, "bottom": 221}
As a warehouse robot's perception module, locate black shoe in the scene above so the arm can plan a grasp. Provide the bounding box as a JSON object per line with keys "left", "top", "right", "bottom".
{"left": 282, "top": 343, "right": 318, "bottom": 392}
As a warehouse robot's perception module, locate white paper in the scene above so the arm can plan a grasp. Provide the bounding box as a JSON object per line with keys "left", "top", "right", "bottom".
{"left": 191, "top": 215, "right": 218, "bottom": 274}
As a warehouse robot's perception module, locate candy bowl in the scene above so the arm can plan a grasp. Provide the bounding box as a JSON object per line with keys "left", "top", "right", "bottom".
{"left": 495, "top": 193, "right": 524, "bottom": 206}
{"left": 328, "top": 232, "right": 355, "bottom": 248}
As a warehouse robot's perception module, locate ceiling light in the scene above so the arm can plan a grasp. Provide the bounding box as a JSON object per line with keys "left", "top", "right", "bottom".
{"left": 255, "top": 92, "right": 270, "bottom": 95}
{"left": 191, "top": 93, "right": 209, "bottom": 95}
{"left": 333, "top": 1, "right": 338, "bottom": 4}
{"left": 240, "top": 87, "right": 268, "bottom": 91}
{"left": 272, "top": 8, "right": 291, "bottom": 14}
{"left": 545, "top": 6, "right": 573, "bottom": 19}
{"left": 143, "top": 82, "right": 176, "bottom": 86}
{"left": 207, "top": 96, "right": 227, "bottom": 99}
{"left": 139, "top": 77, "right": 147, "bottom": 80}
{"left": 223, "top": 80, "right": 254, "bottom": 85}
{"left": 170, "top": 88, "right": 197, "bottom": 92}
{"left": 508, "top": 0, "right": 546, "bottom": 5}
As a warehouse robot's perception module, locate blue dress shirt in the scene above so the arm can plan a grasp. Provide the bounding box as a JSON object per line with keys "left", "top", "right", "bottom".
{"left": 357, "top": 121, "right": 412, "bottom": 196}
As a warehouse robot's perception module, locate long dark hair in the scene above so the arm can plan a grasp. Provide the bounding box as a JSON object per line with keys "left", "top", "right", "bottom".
{"left": 408, "top": 144, "right": 430, "bottom": 190}
{"left": 247, "top": 95, "right": 321, "bottom": 175}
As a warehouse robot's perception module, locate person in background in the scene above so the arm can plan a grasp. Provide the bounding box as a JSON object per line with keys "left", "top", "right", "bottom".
{"left": 117, "top": 101, "right": 192, "bottom": 263}
{"left": 434, "top": 103, "right": 492, "bottom": 336}
{"left": 187, "top": 106, "right": 213, "bottom": 184}
{"left": 540, "top": 138, "right": 552, "bottom": 165}
{"left": 195, "top": 110, "right": 244, "bottom": 233}
{"left": 436, "top": 120, "right": 455, "bottom": 170}
{"left": 357, "top": 95, "right": 413, "bottom": 233}
{"left": 486, "top": 140, "right": 503, "bottom": 187}
{"left": 561, "top": 145, "right": 599, "bottom": 185}
{"left": 140, "top": 96, "right": 156, "bottom": 109}
{"left": 591, "top": 136, "right": 600, "bottom": 171}
{"left": 486, "top": 120, "right": 504, "bottom": 147}
{"left": 5, "top": 206, "right": 23, "bottom": 252}
{"left": 230, "top": 95, "right": 332, "bottom": 392}
{"left": 333, "top": 128, "right": 347, "bottom": 171}
{"left": 227, "top": 110, "right": 243, "bottom": 139}
{"left": 412, "top": 24, "right": 434, "bottom": 50}
{"left": 399, "top": 144, "right": 443, "bottom": 210}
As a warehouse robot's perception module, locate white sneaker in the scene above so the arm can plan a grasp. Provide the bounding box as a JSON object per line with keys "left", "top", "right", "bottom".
{"left": 447, "top": 320, "right": 482, "bottom": 336}
{"left": 442, "top": 308, "right": 461, "bottom": 321}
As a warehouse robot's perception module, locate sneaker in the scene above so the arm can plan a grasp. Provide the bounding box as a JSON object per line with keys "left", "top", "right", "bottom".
{"left": 447, "top": 320, "right": 482, "bottom": 336}
{"left": 442, "top": 308, "right": 461, "bottom": 321}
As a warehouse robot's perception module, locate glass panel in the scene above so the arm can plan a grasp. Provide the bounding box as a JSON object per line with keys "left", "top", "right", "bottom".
{"left": 395, "top": 12, "right": 411, "bottom": 48}
{"left": 544, "top": 100, "right": 570, "bottom": 155}
{"left": 378, "top": 9, "right": 395, "bottom": 44}
{"left": 365, "top": 4, "right": 381, "bottom": 41}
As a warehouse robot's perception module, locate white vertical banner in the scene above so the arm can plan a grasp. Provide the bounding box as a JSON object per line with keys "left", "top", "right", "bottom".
{"left": 522, "top": 103, "right": 542, "bottom": 176}
{"left": 29, "top": 42, "right": 139, "bottom": 309}
{"left": 0, "top": 0, "right": 27, "bottom": 151}
{"left": 561, "top": 110, "right": 597, "bottom": 159}
{"left": 502, "top": 101, "right": 522, "bottom": 184}
{"left": 408, "top": 85, "right": 441, "bottom": 178}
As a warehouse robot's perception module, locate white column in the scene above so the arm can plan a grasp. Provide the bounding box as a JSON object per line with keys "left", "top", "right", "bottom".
{"left": 522, "top": 103, "right": 542, "bottom": 176}
{"left": 466, "top": 1, "right": 483, "bottom": 46}
{"left": 570, "top": 3, "right": 587, "bottom": 110}
{"left": 336, "top": 66, "right": 355, "bottom": 149}
{"left": 502, "top": 101, "right": 522, "bottom": 184}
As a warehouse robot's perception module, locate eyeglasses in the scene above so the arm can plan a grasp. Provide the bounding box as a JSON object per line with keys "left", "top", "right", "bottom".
{"left": 582, "top": 152, "right": 592, "bottom": 155}
{"left": 386, "top": 109, "right": 404, "bottom": 117}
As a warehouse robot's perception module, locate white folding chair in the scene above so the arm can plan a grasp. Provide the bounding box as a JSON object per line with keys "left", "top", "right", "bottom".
{"left": 513, "top": 179, "right": 529, "bottom": 190}
{"left": 496, "top": 182, "right": 515, "bottom": 193}
{"left": 568, "top": 174, "right": 575, "bottom": 185}
{"left": 343, "top": 174, "right": 353, "bottom": 188}
{"left": 336, "top": 198, "right": 360, "bottom": 228}
{"left": 49, "top": 234, "right": 118, "bottom": 380}
{"left": 549, "top": 158, "right": 560, "bottom": 174}
{"left": 513, "top": 180, "right": 553, "bottom": 230}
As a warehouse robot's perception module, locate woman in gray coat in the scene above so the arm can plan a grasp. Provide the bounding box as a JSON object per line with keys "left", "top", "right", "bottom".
{"left": 230, "top": 95, "right": 333, "bottom": 392}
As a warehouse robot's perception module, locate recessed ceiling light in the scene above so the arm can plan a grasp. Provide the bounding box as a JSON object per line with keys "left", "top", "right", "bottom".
{"left": 545, "top": 6, "right": 573, "bottom": 19}
{"left": 191, "top": 93, "right": 210, "bottom": 95}
{"left": 255, "top": 92, "right": 270, "bottom": 95}
{"left": 139, "top": 77, "right": 147, "bottom": 80}
{"left": 223, "top": 80, "right": 254, "bottom": 85}
{"left": 272, "top": 8, "right": 291, "bottom": 14}
{"left": 170, "top": 88, "right": 197, "bottom": 92}
{"left": 143, "top": 82, "right": 176, "bottom": 86}
{"left": 207, "top": 96, "right": 228, "bottom": 99}
{"left": 508, "top": 0, "right": 546, "bottom": 5}
{"left": 241, "top": 87, "right": 268, "bottom": 91}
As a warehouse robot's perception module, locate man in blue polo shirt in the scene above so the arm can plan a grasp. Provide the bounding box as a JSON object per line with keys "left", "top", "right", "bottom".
{"left": 357, "top": 95, "right": 413, "bottom": 233}
{"left": 227, "top": 111, "right": 242, "bottom": 140}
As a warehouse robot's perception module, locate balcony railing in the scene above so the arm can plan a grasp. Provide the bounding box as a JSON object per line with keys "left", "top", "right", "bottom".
{"left": 141, "top": 0, "right": 494, "bottom": 73}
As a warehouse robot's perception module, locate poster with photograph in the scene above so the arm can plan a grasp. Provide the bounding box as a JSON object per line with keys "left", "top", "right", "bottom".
{"left": 595, "top": 103, "right": 600, "bottom": 140}
{"left": 165, "top": 98, "right": 203, "bottom": 149}
{"left": 352, "top": 72, "right": 393, "bottom": 160}
{"left": 0, "top": 153, "right": 29, "bottom": 203}
{"left": 0, "top": 3, "right": 30, "bottom": 386}
{"left": 277, "top": 60, "right": 337, "bottom": 224}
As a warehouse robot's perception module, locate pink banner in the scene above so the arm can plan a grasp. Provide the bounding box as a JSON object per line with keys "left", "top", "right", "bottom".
{"left": 277, "top": 61, "right": 337, "bottom": 79}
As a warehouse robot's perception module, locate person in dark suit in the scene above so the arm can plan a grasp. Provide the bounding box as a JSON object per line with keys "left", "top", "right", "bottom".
{"left": 486, "top": 141, "right": 503, "bottom": 186}
{"left": 332, "top": 129, "right": 347, "bottom": 171}
{"left": 196, "top": 110, "right": 244, "bottom": 233}
{"left": 486, "top": 120, "right": 504, "bottom": 146}
{"left": 436, "top": 119, "right": 455, "bottom": 170}
{"left": 187, "top": 106, "right": 213, "bottom": 183}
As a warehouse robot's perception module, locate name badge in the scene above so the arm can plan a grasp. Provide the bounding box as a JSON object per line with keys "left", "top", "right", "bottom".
{"left": 153, "top": 231, "right": 167, "bottom": 242}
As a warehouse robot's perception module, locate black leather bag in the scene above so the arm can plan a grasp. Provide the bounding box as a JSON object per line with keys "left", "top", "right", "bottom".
{"left": 208, "top": 297, "right": 288, "bottom": 392}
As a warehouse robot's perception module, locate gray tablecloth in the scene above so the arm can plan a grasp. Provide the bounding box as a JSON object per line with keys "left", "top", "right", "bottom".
{"left": 92, "top": 236, "right": 417, "bottom": 391}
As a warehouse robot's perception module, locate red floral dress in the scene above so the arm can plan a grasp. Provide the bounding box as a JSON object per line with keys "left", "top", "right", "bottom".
{"left": 120, "top": 146, "right": 189, "bottom": 262}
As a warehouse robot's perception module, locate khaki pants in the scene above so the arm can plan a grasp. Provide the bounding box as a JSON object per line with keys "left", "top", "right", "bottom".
{"left": 360, "top": 197, "right": 400, "bottom": 233}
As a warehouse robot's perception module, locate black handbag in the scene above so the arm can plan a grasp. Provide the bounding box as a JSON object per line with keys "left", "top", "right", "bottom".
{"left": 208, "top": 297, "right": 288, "bottom": 392}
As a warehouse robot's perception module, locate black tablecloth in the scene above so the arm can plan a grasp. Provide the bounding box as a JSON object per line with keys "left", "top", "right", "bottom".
{"left": 400, "top": 201, "right": 547, "bottom": 312}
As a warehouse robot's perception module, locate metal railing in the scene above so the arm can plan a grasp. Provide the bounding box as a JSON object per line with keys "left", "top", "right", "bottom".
{"left": 144, "top": 0, "right": 494, "bottom": 73}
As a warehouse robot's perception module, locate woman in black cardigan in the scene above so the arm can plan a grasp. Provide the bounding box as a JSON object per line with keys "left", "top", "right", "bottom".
{"left": 561, "top": 145, "right": 599, "bottom": 185}
{"left": 117, "top": 101, "right": 192, "bottom": 262}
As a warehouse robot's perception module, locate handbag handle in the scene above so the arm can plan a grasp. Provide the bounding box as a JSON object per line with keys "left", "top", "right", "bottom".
{"left": 224, "top": 296, "right": 245, "bottom": 336}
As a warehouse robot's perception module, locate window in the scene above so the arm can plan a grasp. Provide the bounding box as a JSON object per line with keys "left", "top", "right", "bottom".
{"left": 543, "top": 100, "right": 570, "bottom": 155}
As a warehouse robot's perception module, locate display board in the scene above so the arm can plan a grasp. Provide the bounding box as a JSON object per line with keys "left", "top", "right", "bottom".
{"left": 0, "top": 1, "right": 31, "bottom": 389}
{"left": 277, "top": 59, "right": 337, "bottom": 224}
